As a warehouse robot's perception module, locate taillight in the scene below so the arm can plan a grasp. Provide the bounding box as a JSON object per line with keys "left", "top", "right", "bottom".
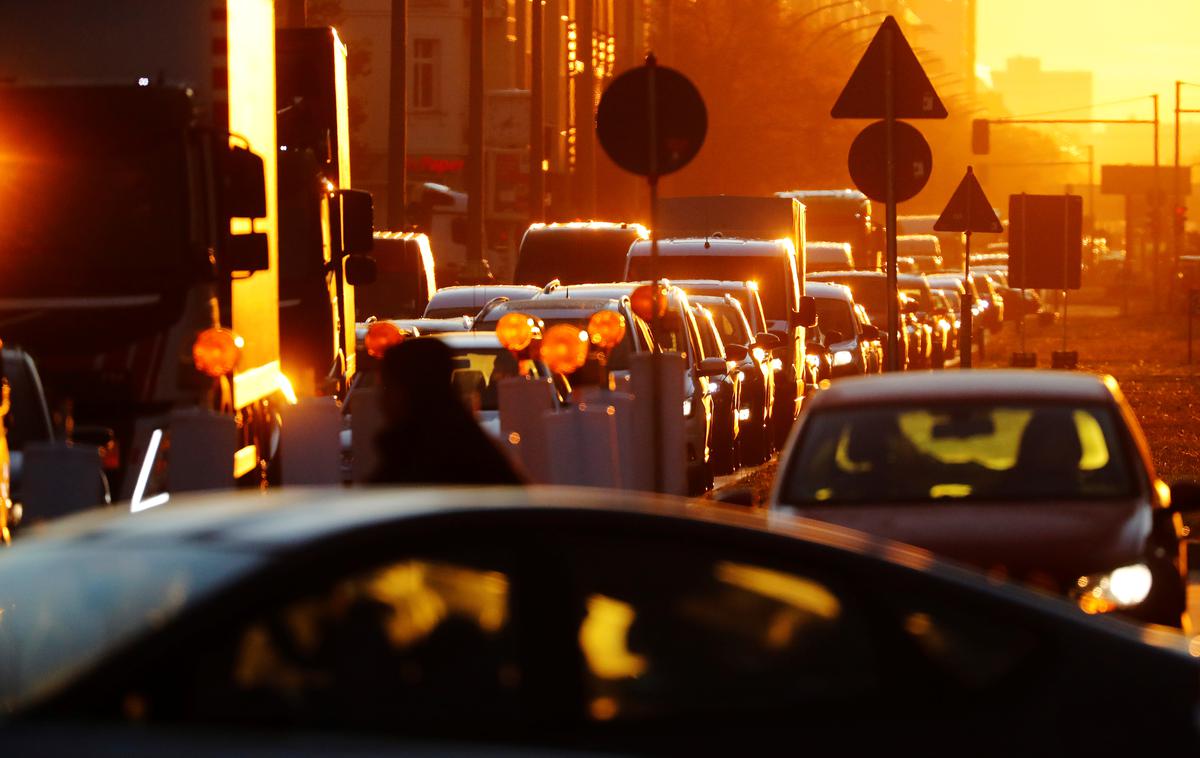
{"left": 364, "top": 321, "right": 405, "bottom": 359}
{"left": 193, "top": 328, "right": 242, "bottom": 377}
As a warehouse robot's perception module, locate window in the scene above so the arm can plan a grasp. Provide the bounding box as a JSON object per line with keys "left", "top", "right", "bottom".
{"left": 108, "top": 555, "right": 523, "bottom": 732}
{"left": 412, "top": 38, "right": 439, "bottom": 111}
{"left": 567, "top": 536, "right": 878, "bottom": 722}
{"left": 781, "top": 404, "right": 1136, "bottom": 505}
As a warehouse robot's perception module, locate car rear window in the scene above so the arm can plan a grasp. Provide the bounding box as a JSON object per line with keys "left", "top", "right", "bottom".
{"left": 780, "top": 404, "right": 1136, "bottom": 505}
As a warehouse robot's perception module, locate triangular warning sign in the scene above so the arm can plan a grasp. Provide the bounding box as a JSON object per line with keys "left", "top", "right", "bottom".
{"left": 934, "top": 167, "right": 1003, "bottom": 233}
{"left": 831, "top": 16, "right": 948, "bottom": 120}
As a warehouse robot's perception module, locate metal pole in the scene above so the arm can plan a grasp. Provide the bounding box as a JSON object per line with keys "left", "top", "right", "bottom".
{"left": 647, "top": 53, "right": 663, "bottom": 494}
{"left": 961, "top": 230, "right": 972, "bottom": 368}
{"left": 530, "top": 0, "right": 545, "bottom": 223}
{"left": 1062, "top": 190, "right": 1070, "bottom": 354}
{"left": 1088, "top": 144, "right": 1095, "bottom": 234}
{"left": 1153, "top": 93, "right": 1161, "bottom": 311}
{"left": 386, "top": 0, "right": 408, "bottom": 229}
{"left": 1175, "top": 81, "right": 1183, "bottom": 303}
{"left": 466, "top": 0, "right": 485, "bottom": 274}
{"left": 884, "top": 22, "right": 899, "bottom": 372}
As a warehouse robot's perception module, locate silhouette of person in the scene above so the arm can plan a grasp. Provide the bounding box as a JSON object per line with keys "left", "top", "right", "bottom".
{"left": 371, "top": 339, "right": 526, "bottom": 485}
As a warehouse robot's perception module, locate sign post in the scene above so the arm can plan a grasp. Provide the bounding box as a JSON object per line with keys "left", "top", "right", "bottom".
{"left": 833, "top": 16, "right": 946, "bottom": 372}
{"left": 933, "top": 166, "right": 1002, "bottom": 368}
{"left": 596, "top": 55, "right": 705, "bottom": 492}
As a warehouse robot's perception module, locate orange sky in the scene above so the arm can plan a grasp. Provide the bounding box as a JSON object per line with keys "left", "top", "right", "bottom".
{"left": 978, "top": 0, "right": 1200, "bottom": 114}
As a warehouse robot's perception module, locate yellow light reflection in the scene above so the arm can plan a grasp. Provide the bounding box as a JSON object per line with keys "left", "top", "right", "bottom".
{"left": 714, "top": 562, "right": 840, "bottom": 620}
{"left": 579, "top": 594, "right": 647, "bottom": 680}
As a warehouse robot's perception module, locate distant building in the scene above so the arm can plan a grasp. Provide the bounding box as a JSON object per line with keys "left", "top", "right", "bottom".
{"left": 992, "top": 56, "right": 1093, "bottom": 120}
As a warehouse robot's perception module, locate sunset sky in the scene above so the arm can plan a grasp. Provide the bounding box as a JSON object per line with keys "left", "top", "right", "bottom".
{"left": 978, "top": 0, "right": 1200, "bottom": 115}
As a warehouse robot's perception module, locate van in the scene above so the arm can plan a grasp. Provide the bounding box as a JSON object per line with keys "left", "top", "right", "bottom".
{"left": 355, "top": 232, "right": 437, "bottom": 321}
{"left": 513, "top": 222, "right": 648, "bottom": 286}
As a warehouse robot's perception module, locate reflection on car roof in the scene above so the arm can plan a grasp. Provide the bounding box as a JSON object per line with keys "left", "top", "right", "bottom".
{"left": 812, "top": 370, "right": 1115, "bottom": 407}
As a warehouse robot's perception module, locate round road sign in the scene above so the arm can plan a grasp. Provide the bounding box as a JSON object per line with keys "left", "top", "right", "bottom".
{"left": 596, "top": 61, "right": 706, "bottom": 178}
{"left": 847, "top": 120, "right": 933, "bottom": 203}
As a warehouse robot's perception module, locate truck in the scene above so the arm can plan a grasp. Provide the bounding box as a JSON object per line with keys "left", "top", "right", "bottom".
{"left": 0, "top": 0, "right": 288, "bottom": 502}
{"left": 776, "top": 189, "right": 879, "bottom": 271}
{"left": 648, "top": 196, "right": 816, "bottom": 445}
{"left": 276, "top": 26, "right": 376, "bottom": 398}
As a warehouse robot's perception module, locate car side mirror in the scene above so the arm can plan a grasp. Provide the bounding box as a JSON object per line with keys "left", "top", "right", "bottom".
{"left": 1170, "top": 481, "right": 1200, "bottom": 513}
{"left": 791, "top": 296, "right": 817, "bottom": 328}
{"left": 699, "top": 356, "right": 727, "bottom": 377}
{"left": 340, "top": 189, "right": 375, "bottom": 255}
{"left": 755, "top": 332, "right": 781, "bottom": 349}
{"left": 903, "top": 300, "right": 921, "bottom": 315}
{"left": 725, "top": 344, "right": 748, "bottom": 361}
{"left": 226, "top": 231, "right": 270, "bottom": 272}
{"left": 861, "top": 324, "right": 881, "bottom": 341}
{"left": 224, "top": 145, "right": 266, "bottom": 219}
{"left": 345, "top": 254, "right": 378, "bottom": 287}
{"left": 714, "top": 486, "right": 756, "bottom": 508}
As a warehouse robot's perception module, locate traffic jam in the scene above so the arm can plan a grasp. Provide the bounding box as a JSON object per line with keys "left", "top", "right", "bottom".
{"left": 2, "top": 0, "right": 1200, "bottom": 753}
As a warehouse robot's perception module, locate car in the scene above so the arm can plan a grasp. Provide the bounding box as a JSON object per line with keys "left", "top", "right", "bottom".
{"left": 423, "top": 285, "right": 542, "bottom": 320}
{"left": 928, "top": 273, "right": 987, "bottom": 337}
{"left": 771, "top": 370, "right": 1195, "bottom": 628}
{"left": 3, "top": 487, "right": 1199, "bottom": 753}
{"left": 806, "top": 241, "right": 855, "bottom": 273}
{"left": 475, "top": 295, "right": 657, "bottom": 392}
{"left": 532, "top": 283, "right": 725, "bottom": 494}
{"left": 686, "top": 293, "right": 775, "bottom": 465}
{"left": 971, "top": 271, "right": 1006, "bottom": 332}
{"left": 807, "top": 271, "right": 910, "bottom": 371}
{"left": 512, "top": 221, "right": 648, "bottom": 286}
{"left": 691, "top": 304, "right": 744, "bottom": 475}
{"left": 354, "top": 231, "right": 437, "bottom": 322}
{"left": 806, "top": 282, "right": 881, "bottom": 378}
{"left": 896, "top": 234, "right": 943, "bottom": 274}
{"left": 627, "top": 237, "right": 816, "bottom": 448}
{"left": 929, "top": 290, "right": 959, "bottom": 357}
{"left": 898, "top": 273, "right": 951, "bottom": 370}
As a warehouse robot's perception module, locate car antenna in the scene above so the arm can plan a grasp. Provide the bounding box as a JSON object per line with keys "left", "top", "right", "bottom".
{"left": 704, "top": 232, "right": 711, "bottom": 249}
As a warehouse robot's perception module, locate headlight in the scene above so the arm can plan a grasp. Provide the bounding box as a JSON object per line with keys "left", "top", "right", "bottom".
{"left": 705, "top": 381, "right": 722, "bottom": 395}
{"left": 770, "top": 358, "right": 783, "bottom": 372}
{"left": 683, "top": 398, "right": 693, "bottom": 417}
{"left": 805, "top": 353, "right": 822, "bottom": 370}
{"left": 751, "top": 346, "right": 766, "bottom": 363}
{"left": 1073, "top": 563, "right": 1153, "bottom": 613}
{"left": 738, "top": 407, "right": 751, "bottom": 421}
{"left": 832, "top": 350, "right": 854, "bottom": 367}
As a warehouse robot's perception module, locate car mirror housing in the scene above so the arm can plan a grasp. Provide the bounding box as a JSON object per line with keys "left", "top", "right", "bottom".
{"left": 725, "top": 343, "right": 749, "bottom": 361}
{"left": 756, "top": 332, "right": 781, "bottom": 349}
{"left": 699, "top": 356, "right": 727, "bottom": 377}
{"left": 1170, "top": 481, "right": 1200, "bottom": 513}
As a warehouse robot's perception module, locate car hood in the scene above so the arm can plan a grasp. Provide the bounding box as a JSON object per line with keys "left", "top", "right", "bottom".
{"left": 780, "top": 498, "right": 1153, "bottom": 580}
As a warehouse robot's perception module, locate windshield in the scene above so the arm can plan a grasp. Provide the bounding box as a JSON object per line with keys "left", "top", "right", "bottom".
{"left": 815, "top": 299, "right": 855, "bottom": 340}
{"left": 781, "top": 404, "right": 1135, "bottom": 505}
{"left": 514, "top": 231, "right": 639, "bottom": 286}
{"left": 814, "top": 276, "right": 887, "bottom": 318}
{"left": 705, "top": 302, "right": 751, "bottom": 347}
{"left": 0, "top": 89, "right": 192, "bottom": 295}
{"left": 0, "top": 544, "right": 258, "bottom": 710}
{"left": 628, "top": 256, "right": 792, "bottom": 320}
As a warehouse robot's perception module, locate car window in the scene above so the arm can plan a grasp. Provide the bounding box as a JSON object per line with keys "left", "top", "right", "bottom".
{"left": 695, "top": 310, "right": 724, "bottom": 359}
{"left": 566, "top": 536, "right": 879, "bottom": 722}
{"left": 780, "top": 404, "right": 1136, "bottom": 505}
{"left": 706, "top": 302, "right": 751, "bottom": 347}
{"left": 100, "top": 552, "right": 523, "bottom": 732}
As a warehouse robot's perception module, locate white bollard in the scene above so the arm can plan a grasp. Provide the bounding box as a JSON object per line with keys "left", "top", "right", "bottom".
{"left": 281, "top": 396, "right": 343, "bottom": 486}
{"left": 544, "top": 403, "right": 622, "bottom": 488}
{"left": 497, "top": 376, "right": 557, "bottom": 483}
{"left": 629, "top": 352, "right": 688, "bottom": 496}
{"left": 168, "top": 408, "right": 236, "bottom": 493}
{"left": 21, "top": 442, "right": 107, "bottom": 521}
{"left": 350, "top": 385, "right": 383, "bottom": 484}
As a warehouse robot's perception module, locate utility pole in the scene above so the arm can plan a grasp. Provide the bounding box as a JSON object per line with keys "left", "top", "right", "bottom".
{"left": 1153, "top": 94, "right": 1161, "bottom": 310}
{"left": 467, "top": 0, "right": 486, "bottom": 277}
{"left": 387, "top": 0, "right": 408, "bottom": 229}
{"left": 530, "top": 0, "right": 545, "bottom": 223}
{"left": 1176, "top": 81, "right": 1183, "bottom": 289}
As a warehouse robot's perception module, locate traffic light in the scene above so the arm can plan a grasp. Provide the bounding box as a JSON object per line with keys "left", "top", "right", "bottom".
{"left": 1175, "top": 205, "right": 1188, "bottom": 236}
{"left": 972, "top": 119, "right": 990, "bottom": 155}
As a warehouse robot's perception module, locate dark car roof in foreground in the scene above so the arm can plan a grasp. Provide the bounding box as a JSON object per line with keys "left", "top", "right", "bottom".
{"left": 809, "top": 369, "right": 1116, "bottom": 407}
